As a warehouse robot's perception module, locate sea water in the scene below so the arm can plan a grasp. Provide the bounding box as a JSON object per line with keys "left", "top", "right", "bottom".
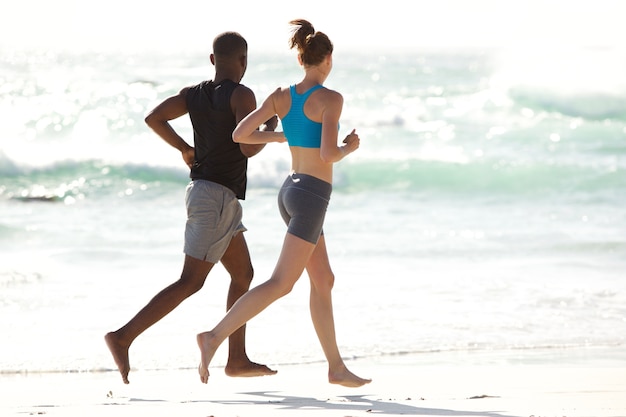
{"left": 1, "top": 46, "right": 625, "bottom": 374}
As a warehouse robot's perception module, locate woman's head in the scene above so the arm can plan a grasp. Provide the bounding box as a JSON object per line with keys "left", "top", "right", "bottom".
{"left": 289, "top": 19, "right": 333, "bottom": 67}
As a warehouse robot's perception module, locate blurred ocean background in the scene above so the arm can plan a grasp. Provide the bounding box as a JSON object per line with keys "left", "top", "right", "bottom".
{"left": 1, "top": 43, "right": 625, "bottom": 375}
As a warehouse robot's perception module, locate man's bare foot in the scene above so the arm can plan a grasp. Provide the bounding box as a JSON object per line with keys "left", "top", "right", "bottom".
{"left": 197, "top": 331, "right": 219, "bottom": 384}
{"left": 329, "top": 364, "right": 372, "bottom": 388}
{"left": 225, "top": 361, "right": 277, "bottom": 377}
{"left": 104, "top": 332, "right": 131, "bottom": 384}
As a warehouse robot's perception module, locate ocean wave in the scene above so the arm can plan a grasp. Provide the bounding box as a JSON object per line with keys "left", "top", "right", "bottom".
{"left": 508, "top": 86, "right": 626, "bottom": 120}
{"left": 0, "top": 155, "right": 188, "bottom": 202}
{"left": 493, "top": 48, "right": 626, "bottom": 120}
{"left": 1, "top": 153, "right": 623, "bottom": 201}
{"left": 337, "top": 158, "right": 625, "bottom": 196}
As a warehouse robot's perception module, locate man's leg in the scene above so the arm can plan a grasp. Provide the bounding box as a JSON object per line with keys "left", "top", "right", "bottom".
{"left": 105, "top": 255, "right": 214, "bottom": 383}
{"left": 219, "top": 232, "right": 277, "bottom": 377}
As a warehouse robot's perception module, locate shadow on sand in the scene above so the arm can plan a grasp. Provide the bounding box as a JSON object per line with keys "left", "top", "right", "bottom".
{"left": 201, "top": 391, "right": 517, "bottom": 417}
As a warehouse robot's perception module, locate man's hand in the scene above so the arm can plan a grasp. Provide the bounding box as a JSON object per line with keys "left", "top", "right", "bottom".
{"left": 261, "top": 115, "right": 278, "bottom": 132}
{"left": 182, "top": 146, "right": 195, "bottom": 168}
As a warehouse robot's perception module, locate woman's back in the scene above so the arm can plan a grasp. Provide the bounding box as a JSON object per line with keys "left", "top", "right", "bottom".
{"left": 273, "top": 82, "right": 343, "bottom": 183}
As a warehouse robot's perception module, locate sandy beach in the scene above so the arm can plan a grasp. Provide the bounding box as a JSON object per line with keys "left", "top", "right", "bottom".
{"left": 2, "top": 354, "right": 625, "bottom": 417}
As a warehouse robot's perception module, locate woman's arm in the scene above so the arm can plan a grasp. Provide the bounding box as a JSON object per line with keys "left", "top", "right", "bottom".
{"left": 233, "top": 90, "right": 286, "bottom": 145}
{"left": 319, "top": 91, "right": 359, "bottom": 163}
{"left": 239, "top": 116, "right": 278, "bottom": 157}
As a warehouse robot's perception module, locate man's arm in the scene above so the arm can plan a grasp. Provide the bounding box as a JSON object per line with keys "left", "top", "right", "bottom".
{"left": 145, "top": 88, "right": 194, "bottom": 167}
{"left": 231, "top": 85, "right": 267, "bottom": 158}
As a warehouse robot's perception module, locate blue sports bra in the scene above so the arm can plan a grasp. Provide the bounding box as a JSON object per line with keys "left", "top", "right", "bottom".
{"left": 281, "top": 85, "right": 324, "bottom": 148}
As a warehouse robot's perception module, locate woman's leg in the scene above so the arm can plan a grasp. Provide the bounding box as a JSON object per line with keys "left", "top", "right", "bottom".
{"left": 306, "top": 235, "right": 371, "bottom": 387}
{"left": 197, "top": 232, "right": 316, "bottom": 383}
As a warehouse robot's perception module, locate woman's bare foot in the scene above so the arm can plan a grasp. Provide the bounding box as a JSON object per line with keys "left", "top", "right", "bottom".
{"left": 329, "top": 364, "right": 372, "bottom": 388}
{"left": 225, "top": 361, "right": 278, "bottom": 377}
{"left": 104, "top": 332, "right": 131, "bottom": 384}
{"left": 197, "top": 331, "right": 220, "bottom": 384}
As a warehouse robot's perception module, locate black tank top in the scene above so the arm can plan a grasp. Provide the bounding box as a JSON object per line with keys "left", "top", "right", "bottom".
{"left": 186, "top": 79, "right": 248, "bottom": 199}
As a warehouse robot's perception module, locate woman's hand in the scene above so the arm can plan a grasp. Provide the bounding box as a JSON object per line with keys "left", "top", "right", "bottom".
{"left": 341, "top": 129, "right": 360, "bottom": 155}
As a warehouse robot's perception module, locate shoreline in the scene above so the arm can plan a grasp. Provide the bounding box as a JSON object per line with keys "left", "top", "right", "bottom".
{"left": 3, "top": 343, "right": 625, "bottom": 375}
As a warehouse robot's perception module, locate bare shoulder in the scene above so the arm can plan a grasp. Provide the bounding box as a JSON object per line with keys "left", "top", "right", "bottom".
{"left": 178, "top": 86, "right": 191, "bottom": 97}
{"left": 321, "top": 87, "right": 342, "bottom": 98}
{"left": 320, "top": 87, "right": 343, "bottom": 109}
{"left": 230, "top": 84, "right": 257, "bottom": 121}
{"left": 271, "top": 86, "right": 291, "bottom": 116}
{"left": 232, "top": 83, "right": 256, "bottom": 103}
{"left": 271, "top": 86, "right": 290, "bottom": 98}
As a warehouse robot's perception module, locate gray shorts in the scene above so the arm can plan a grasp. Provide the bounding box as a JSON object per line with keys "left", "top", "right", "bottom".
{"left": 278, "top": 172, "right": 332, "bottom": 244}
{"left": 184, "top": 180, "right": 246, "bottom": 263}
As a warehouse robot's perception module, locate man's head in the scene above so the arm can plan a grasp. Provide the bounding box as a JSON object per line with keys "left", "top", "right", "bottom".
{"left": 211, "top": 32, "right": 248, "bottom": 80}
{"left": 213, "top": 31, "right": 248, "bottom": 57}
